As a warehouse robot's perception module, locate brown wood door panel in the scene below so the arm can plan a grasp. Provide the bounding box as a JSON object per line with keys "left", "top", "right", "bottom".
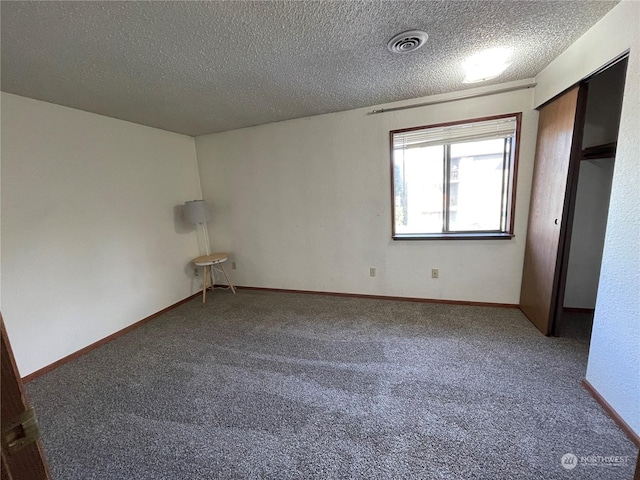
{"left": 519, "top": 86, "right": 585, "bottom": 335}
{"left": 1, "top": 315, "right": 51, "bottom": 480}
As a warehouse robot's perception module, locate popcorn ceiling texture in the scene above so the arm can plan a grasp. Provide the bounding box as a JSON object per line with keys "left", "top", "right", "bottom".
{"left": 1, "top": 1, "right": 617, "bottom": 136}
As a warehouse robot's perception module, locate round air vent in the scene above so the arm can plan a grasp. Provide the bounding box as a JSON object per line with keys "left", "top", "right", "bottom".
{"left": 387, "top": 30, "right": 428, "bottom": 53}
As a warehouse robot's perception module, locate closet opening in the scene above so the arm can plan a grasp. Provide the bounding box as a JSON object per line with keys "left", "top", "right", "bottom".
{"left": 554, "top": 56, "right": 628, "bottom": 339}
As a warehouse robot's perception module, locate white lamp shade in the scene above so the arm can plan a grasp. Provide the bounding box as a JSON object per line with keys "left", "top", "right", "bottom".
{"left": 184, "top": 200, "right": 211, "bottom": 224}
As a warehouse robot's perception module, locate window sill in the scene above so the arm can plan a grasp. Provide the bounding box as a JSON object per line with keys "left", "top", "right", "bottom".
{"left": 393, "top": 232, "right": 514, "bottom": 241}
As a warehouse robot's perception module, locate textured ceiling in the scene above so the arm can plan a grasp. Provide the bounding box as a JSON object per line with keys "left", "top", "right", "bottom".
{"left": 1, "top": 1, "right": 618, "bottom": 136}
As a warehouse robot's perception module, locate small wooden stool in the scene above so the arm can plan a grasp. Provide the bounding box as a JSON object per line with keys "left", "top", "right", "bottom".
{"left": 192, "top": 253, "right": 236, "bottom": 303}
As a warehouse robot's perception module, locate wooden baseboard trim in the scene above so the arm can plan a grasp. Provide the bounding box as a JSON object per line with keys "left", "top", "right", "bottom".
{"left": 22, "top": 293, "right": 200, "bottom": 383}
{"left": 582, "top": 379, "right": 640, "bottom": 448}
{"left": 235, "top": 285, "right": 519, "bottom": 309}
{"left": 21, "top": 287, "right": 516, "bottom": 383}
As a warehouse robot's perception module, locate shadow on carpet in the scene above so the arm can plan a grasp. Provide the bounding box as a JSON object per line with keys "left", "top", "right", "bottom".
{"left": 26, "top": 290, "right": 638, "bottom": 479}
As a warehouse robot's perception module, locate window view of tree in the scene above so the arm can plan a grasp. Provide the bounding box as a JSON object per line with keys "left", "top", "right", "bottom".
{"left": 391, "top": 114, "right": 519, "bottom": 239}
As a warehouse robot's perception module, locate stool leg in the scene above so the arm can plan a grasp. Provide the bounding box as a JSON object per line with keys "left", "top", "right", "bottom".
{"left": 202, "top": 265, "right": 207, "bottom": 303}
{"left": 219, "top": 263, "right": 236, "bottom": 294}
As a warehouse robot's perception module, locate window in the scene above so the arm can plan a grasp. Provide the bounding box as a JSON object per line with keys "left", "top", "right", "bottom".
{"left": 391, "top": 113, "right": 520, "bottom": 240}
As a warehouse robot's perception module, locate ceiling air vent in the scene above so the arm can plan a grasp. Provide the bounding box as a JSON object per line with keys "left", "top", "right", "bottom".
{"left": 387, "top": 30, "right": 428, "bottom": 54}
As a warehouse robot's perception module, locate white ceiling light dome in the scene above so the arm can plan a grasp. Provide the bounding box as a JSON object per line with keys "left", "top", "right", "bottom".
{"left": 387, "top": 30, "right": 429, "bottom": 54}
{"left": 463, "top": 47, "right": 512, "bottom": 83}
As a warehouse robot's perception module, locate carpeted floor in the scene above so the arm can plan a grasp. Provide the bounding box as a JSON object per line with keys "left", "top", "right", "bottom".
{"left": 26, "top": 290, "right": 637, "bottom": 479}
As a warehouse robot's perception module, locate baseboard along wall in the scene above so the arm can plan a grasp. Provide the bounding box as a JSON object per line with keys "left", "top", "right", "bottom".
{"left": 22, "top": 285, "right": 639, "bottom": 470}
{"left": 22, "top": 293, "right": 200, "bottom": 383}
{"left": 235, "top": 286, "right": 520, "bottom": 309}
{"left": 582, "top": 379, "right": 640, "bottom": 449}
{"left": 22, "top": 286, "right": 516, "bottom": 383}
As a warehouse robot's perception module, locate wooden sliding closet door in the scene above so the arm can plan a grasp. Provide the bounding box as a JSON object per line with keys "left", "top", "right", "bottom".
{"left": 519, "top": 85, "right": 586, "bottom": 335}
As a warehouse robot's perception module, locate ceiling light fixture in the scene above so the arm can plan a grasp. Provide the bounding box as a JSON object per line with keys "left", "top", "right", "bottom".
{"left": 387, "top": 30, "right": 428, "bottom": 54}
{"left": 463, "top": 48, "right": 511, "bottom": 83}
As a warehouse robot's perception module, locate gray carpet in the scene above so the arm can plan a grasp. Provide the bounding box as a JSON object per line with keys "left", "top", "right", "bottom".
{"left": 26, "top": 290, "right": 637, "bottom": 479}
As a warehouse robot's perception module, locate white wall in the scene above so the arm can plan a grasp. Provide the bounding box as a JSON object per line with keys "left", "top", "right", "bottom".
{"left": 195, "top": 83, "right": 538, "bottom": 304}
{"left": 1, "top": 93, "right": 202, "bottom": 377}
{"left": 536, "top": 0, "right": 640, "bottom": 435}
{"left": 563, "top": 158, "right": 614, "bottom": 309}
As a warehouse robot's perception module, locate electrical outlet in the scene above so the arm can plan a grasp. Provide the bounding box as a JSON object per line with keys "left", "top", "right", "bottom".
{"left": 370, "top": 267, "right": 376, "bottom": 277}
{"left": 194, "top": 267, "right": 199, "bottom": 277}
{"left": 231, "top": 262, "right": 237, "bottom": 270}
{"left": 432, "top": 268, "right": 439, "bottom": 279}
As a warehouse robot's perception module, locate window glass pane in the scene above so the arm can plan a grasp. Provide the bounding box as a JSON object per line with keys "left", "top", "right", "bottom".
{"left": 394, "top": 145, "right": 443, "bottom": 234}
{"left": 391, "top": 113, "right": 519, "bottom": 238}
{"left": 449, "top": 139, "right": 506, "bottom": 232}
